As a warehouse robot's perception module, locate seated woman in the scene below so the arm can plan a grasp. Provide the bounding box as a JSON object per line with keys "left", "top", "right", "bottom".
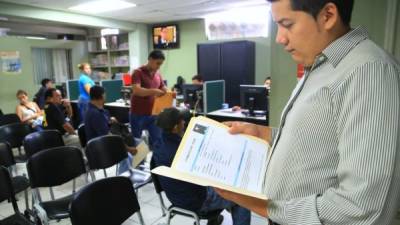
{"left": 15, "top": 90, "right": 43, "bottom": 130}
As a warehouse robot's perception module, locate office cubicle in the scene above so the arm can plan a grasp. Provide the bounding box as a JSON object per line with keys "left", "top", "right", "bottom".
{"left": 100, "top": 79, "right": 123, "bottom": 103}
{"left": 203, "top": 80, "right": 225, "bottom": 114}
{"left": 66, "top": 80, "right": 79, "bottom": 100}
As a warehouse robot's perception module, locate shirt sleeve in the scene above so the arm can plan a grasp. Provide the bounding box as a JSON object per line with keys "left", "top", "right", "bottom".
{"left": 159, "top": 74, "right": 165, "bottom": 89}
{"left": 268, "top": 61, "right": 400, "bottom": 225}
{"left": 132, "top": 70, "right": 142, "bottom": 86}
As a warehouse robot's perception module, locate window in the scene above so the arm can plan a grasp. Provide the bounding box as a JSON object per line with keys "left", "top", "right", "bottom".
{"left": 205, "top": 5, "right": 270, "bottom": 40}
{"left": 31, "top": 48, "right": 73, "bottom": 84}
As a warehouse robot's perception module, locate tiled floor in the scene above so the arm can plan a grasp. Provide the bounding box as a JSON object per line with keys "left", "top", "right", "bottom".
{"left": 2, "top": 160, "right": 400, "bottom": 225}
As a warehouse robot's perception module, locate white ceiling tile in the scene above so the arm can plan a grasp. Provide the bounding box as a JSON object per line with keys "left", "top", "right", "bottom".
{"left": 3, "top": 0, "right": 268, "bottom": 24}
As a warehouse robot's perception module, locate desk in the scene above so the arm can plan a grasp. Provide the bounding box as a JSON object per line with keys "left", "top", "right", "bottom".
{"left": 206, "top": 109, "right": 268, "bottom": 126}
{"left": 104, "top": 102, "right": 130, "bottom": 124}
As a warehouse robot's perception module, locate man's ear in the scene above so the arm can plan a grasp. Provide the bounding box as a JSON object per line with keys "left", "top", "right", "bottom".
{"left": 317, "top": 2, "right": 340, "bottom": 31}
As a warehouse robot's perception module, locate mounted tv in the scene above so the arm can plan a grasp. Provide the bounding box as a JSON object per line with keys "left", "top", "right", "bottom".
{"left": 152, "top": 24, "right": 179, "bottom": 49}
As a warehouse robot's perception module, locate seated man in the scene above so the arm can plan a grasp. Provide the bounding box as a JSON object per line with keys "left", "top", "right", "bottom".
{"left": 191, "top": 74, "right": 203, "bottom": 85}
{"left": 43, "top": 88, "right": 80, "bottom": 148}
{"left": 34, "top": 78, "right": 53, "bottom": 109}
{"left": 154, "top": 108, "right": 251, "bottom": 225}
{"left": 84, "top": 85, "right": 137, "bottom": 174}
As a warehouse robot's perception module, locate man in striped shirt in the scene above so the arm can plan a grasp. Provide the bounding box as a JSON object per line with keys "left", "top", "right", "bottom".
{"left": 215, "top": 0, "right": 400, "bottom": 224}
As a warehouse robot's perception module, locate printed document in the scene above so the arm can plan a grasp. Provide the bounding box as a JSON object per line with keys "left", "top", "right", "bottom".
{"left": 152, "top": 116, "right": 270, "bottom": 199}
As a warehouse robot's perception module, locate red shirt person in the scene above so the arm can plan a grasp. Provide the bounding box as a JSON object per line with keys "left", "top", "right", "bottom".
{"left": 129, "top": 50, "right": 168, "bottom": 155}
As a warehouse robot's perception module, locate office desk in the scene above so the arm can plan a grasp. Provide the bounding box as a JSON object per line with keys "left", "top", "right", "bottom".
{"left": 206, "top": 109, "right": 268, "bottom": 126}
{"left": 104, "top": 102, "right": 130, "bottom": 124}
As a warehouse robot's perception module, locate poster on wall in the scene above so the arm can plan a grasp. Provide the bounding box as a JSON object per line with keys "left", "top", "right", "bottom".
{"left": 0, "top": 51, "right": 21, "bottom": 74}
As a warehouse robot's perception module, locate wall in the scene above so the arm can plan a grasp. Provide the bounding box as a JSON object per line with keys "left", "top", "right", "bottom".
{"left": 150, "top": 0, "right": 391, "bottom": 127}
{"left": 351, "top": 0, "right": 388, "bottom": 47}
{"left": 155, "top": 19, "right": 272, "bottom": 87}
{"left": 395, "top": 1, "right": 400, "bottom": 61}
{"left": 156, "top": 19, "right": 207, "bottom": 84}
{"left": 0, "top": 36, "right": 87, "bottom": 114}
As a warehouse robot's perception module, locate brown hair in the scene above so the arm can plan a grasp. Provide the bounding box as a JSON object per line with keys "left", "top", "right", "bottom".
{"left": 16, "top": 90, "right": 27, "bottom": 97}
{"left": 77, "top": 63, "right": 91, "bottom": 71}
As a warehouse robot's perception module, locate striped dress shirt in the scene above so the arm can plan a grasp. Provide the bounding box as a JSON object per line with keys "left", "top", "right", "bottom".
{"left": 264, "top": 26, "right": 400, "bottom": 225}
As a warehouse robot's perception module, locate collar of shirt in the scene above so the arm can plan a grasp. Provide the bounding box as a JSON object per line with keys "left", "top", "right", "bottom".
{"left": 322, "top": 26, "right": 369, "bottom": 68}
{"left": 141, "top": 65, "right": 156, "bottom": 77}
{"left": 88, "top": 102, "right": 105, "bottom": 112}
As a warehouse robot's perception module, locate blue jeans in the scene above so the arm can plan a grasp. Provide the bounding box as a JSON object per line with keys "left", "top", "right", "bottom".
{"left": 78, "top": 97, "right": 89, "bottom": 122}
{"left": 129, "top": 113, "right": 162, "bottom": 151}
{"left": 118, "top": 152, "right": 133, "bottom": 175}
{"left": 199, "top": 187, "right": 251, "bottom": 225}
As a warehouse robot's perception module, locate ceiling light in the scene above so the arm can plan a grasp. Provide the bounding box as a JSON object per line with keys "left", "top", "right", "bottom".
{"left": 69, "top": 0, "right": 136, "bottom": 14}
{"left": 25, "top": 36, "right": 47, "bottom": 40}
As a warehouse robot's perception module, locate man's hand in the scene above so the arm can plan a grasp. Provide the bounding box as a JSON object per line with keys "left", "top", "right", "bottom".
{"left": 110, "top": 117, "right": 118, "bottom": 124}
{"left": 224, "top": 121, "right": 272, "bottom": 143}
{"left": 153, "top": 89, "right": 166, "bottom": 97}
{"left": 214, "top": 188, "right": 269, "bottom": 217}
{"left": 62, "top": 99, "right": 71, "bottom": 107}
{"left": 126, "top": 146, "right": 138, "bottom": 155}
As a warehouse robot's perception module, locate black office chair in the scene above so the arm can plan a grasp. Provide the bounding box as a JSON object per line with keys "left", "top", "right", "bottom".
{"left": 150, "top": 157, "right": 168, "bottom": 217}
{"left": 69, "top": 176, "right": 145, "bottom": 225}
{"left": 0, "top": 142, "right": 31, "bottom": 217}
{"left": 23, "top": 130, "right": 70, "bottom": 200}
{"left": 0, "top": 166, "right": 34, "bottom": 225}
{"left": 26, "top": 146, "right": 86, "bottom": 225}
{"left": 150, "top": 158, "right": 223, "bottom": 225}
{"left": 77, "top": 124, "right": 87, "bottom": 148}
{"left": 85, "top": 135, "right": 152, "bottom": 191}
{"left": 23, "top": 130, "right": 64, "bottom": 158}
{"left": 0, "top": 113, "right": 21, "bottom": 126}
{"left": 0, "top": 123, "right": 33, "bottom": 162}
{"left": 85, "top": 135, "right": 127, "bottom": 180}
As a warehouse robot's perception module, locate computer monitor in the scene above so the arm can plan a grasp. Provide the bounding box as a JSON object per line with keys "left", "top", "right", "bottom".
{"left": 120, "top": 86, "right": 132, "bottom": 106}
{"left": 100, "top": 80, "right": 123, "bottom": 103}
{"left": 240, "top": 85, "right": 268, "bottom": 117}
{"left": 182, "top": 84, "right": 203, "bottom": 111}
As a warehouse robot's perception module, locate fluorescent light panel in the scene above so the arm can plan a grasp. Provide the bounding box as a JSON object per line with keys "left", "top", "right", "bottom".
{"left": 25, "top": 36, "right": 47, "bottom": 40}
{"left": 69, "top": 0, "right": 136, "bottom": 14}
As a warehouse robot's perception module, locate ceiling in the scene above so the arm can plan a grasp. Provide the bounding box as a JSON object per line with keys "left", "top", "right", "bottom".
{"left": 2, "top": 0, "right": 269, "bottom": 24}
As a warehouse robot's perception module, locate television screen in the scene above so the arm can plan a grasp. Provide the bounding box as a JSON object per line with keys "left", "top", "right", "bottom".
{"left": 153, "top": 25, "right": 179, "bottom": 49}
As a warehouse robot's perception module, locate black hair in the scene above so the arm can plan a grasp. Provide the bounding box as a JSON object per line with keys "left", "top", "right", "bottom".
{"left": 41, "top": 78, "right": 52, "bottom": 87}
{"left": 148, "top": 50, "right": 165, "bottom": 60}
{"left": 90, "top": 85, "right": 105, "bottom": 100}
{"left": 192, "top": 75, "right": 203, "bottom": 82}
{"left": 44, "top": 88, "right": 57, "bottom": 100}
{"left": 267, "top": 0, "right": 354, "bottom": 26}
{"left": 265, "top": 76, "right": 271, "bottom": 81}
{"left": 177, "top": 76, "right": 185, "bottom": 85}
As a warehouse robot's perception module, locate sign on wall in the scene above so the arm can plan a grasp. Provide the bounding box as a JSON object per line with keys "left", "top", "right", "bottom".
{"left": 0, "top": 51, "right": 21, "bottom": 74}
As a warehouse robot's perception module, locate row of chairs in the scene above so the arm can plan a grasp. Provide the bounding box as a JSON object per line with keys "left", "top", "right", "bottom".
{"left": 0, "top": 163, "right": 142, "bottom": 225}
{"left": 0, "top": 131, "right": 147, "bottom": 225}
{"left": 0, "top": 118, "right": 223, "bottom": 225}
